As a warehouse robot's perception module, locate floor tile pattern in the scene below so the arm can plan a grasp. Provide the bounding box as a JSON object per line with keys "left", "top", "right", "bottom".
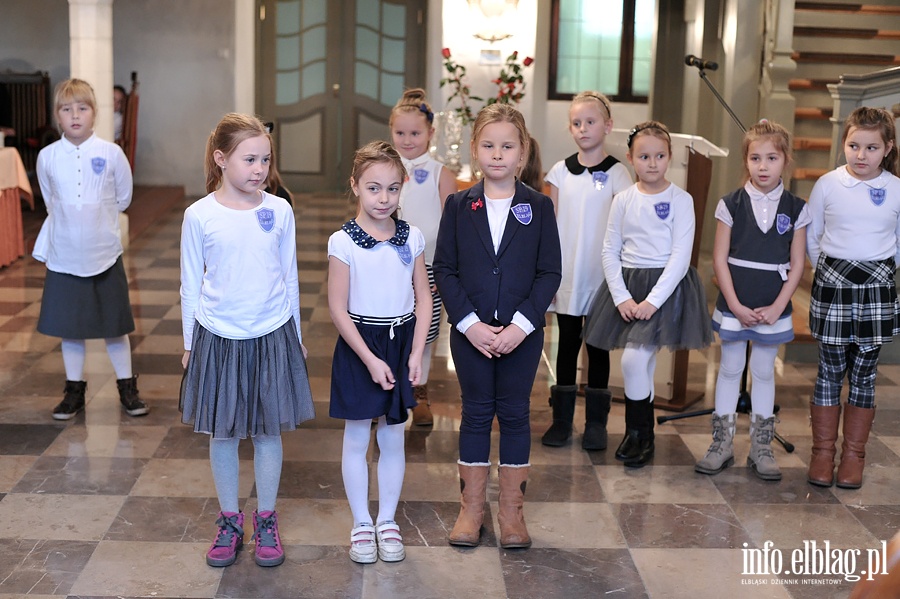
{"left": 0, "top": 192, "right": 897, "bottom": 598}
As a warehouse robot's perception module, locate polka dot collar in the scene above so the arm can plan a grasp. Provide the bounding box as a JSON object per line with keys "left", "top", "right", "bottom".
{"left": 342, "top": 219, "right": 410, "bottom": 249}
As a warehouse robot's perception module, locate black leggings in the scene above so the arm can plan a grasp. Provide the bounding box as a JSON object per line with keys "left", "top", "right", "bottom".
{"left": 556, "top": 313, "right": 610, "bottom": 388}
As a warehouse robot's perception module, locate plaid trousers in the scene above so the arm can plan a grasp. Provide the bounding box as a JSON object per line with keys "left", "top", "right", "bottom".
{"left": 813, "top": 342, "right": 881, "bottom": 408}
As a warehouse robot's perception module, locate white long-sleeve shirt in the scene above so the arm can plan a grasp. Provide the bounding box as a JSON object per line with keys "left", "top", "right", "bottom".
{"left": 180, "top": 192, "right": 301, "bottom": 350}
{"left": 807, "top": 166, "right": 900, "bottom": 268}
{"left": 34, "top": 134, "right": 133, "bottom": 276}
{"left": 602, "top": 183, "right": 695, "bottom": 309}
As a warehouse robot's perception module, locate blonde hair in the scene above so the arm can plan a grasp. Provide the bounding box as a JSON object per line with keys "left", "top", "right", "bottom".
{"left": 390, "top": 88, "right": 434, "bottom": 127}
{"left": 520, "top": 135, "right": 543, "bottom": 191}
{"left": 741, "top": 119, "right": 793, "bottom": 183}
{"left": 204, "top": 113, "right": 271, "bottom": 193}
{"left": 53, "top": 78, "right": 97, "bottom": 116}
{"left": 572, "top": 91, "right": 611, "bottom": 120}
{"left": 626, "top": 120, "right": 672, "bottom": 154}
{"left": 470, "top": 103, "right": 530, "bottom": 168}
{"left": 842, "top": 106, "right": 899, "bottom": 177}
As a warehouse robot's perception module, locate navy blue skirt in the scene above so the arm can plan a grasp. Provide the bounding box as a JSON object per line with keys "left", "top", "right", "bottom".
{"left": 180, "top": 318, "right": 315, "bottom": 439}
{"left": 329, "top": 315, "right": 417, "bottom": 425}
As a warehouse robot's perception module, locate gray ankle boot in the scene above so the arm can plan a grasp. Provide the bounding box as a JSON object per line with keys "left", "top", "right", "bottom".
{"left": 748, "top": 413, "right": 782, "bottom": 481}
{"left": 695, "top": 412, "right": 736, "bottom": 475}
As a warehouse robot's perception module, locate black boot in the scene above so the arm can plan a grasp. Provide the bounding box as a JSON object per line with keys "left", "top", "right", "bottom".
{"left": 615, "top": 398, "right": 640, "bottom": 460}
{"left": 541, "top": 385, "right": 577, "bottom": 446}
{"left": 117, "top": 375, "right": 149, "bottom": 417}
{"left": 53, "top": 380, "right": 86, "bottom": 421}
{"left": 582, "top": 387, "right": 611, "bottom": 451}
{"left": 624, "top": 399, "right": 655, "bottom": 469}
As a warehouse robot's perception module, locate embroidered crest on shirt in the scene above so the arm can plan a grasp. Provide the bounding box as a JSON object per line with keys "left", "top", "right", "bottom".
{"left": 512, "top": 203, "right": 533, "bottom": 225}
{"left": 91, "top": 157, "right": 106, "bottom": 174}
{"left": 256, "top": 207, "right": 275, "bottom": 232}
{"left": 593, "top": 171, "right": 608, "bottom": 191}
{"left": 869, "top": 188, "right": 886, "bottom": 206}
{"left": 654, "top": 202, "right": 670, "bottom": 220}
{"left": 776, "top": 213, "right": 792, "bottom": 235}
{"left": 394, "top": 243, "right": 412, "bottom": 265}
{"left": 413, "top": 168, "right": 429, "bottom": 184}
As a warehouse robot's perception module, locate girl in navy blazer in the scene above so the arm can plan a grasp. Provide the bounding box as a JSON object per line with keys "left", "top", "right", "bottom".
{"left": 434, "top": 103, "right": 561, "bottom": 550}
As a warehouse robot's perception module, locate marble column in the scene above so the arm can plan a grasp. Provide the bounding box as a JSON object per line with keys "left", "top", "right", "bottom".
{"left": 68, "top": 0, "right": 114, "bottom": 142}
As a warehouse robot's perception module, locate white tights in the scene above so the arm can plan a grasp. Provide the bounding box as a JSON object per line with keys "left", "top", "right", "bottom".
{"left": 61, "top": 335, "right": 132, "bottom": 381}
{"left": 715, "top": 340, "right": 778, "bottom": 418}
{"left": 341, "top": 417, "right": 406, "bottom": 525}
{"left": 620, "top": 343, "right": 657, "bottom": 401}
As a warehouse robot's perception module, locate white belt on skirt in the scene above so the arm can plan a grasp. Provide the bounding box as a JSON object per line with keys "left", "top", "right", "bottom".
{"left": 727, "top": 256, "right": 790, "bottom": 281}
{"left": 348, "top": 312, "right": 415, "bottom": 340}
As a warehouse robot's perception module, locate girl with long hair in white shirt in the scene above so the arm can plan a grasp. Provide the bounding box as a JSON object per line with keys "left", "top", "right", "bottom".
{"left": 180, "top": 113, "right": 314, "bottom": 568}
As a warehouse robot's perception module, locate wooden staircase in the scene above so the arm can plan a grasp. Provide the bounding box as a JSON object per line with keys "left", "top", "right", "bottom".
{"left": 790, "top": 1, "right": 900, "bottom": 198}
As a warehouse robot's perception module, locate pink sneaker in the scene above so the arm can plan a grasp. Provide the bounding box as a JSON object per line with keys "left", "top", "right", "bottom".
{"left": 206, "top": 511, "right": 244, "bottom": 567}
{"left": 253, "top": 510, "right": 285, "bottom": 567}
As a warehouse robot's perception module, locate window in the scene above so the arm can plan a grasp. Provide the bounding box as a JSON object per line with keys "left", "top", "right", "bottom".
{"left": 549, "top": 0, "right": 654, "bottom": 103}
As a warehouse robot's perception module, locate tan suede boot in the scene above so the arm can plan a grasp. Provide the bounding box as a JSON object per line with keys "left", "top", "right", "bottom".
{"left": 497, "top": 465, "right": 531, "bottom": 549}
{"left": 411, "top": 384, "right": 433, "bottom": 426}
{"left": 448, "top": 462, "right": 489, "bottom": 546}
{"left": 808, "top": 404, "right": 841, "bottom": 487}
{"left": 836, "top": 404, "right": 876, "bottom": 490}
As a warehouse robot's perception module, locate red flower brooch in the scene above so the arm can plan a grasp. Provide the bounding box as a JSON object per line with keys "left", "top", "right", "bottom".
{"left": 471, "top": 198, "right": 484, "bottom": 211}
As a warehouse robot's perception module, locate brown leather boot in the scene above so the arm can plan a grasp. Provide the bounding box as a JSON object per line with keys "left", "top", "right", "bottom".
{"left": 808, "top": 404, "right": 841, "bottom": 487}
{"left": 448, "top": 462, "right": 489, "bottom": 546}
{"left": 411, "top": 385, "right": 433, "bottom": 426}
{"left": 497, "top": 465, "right": 531, "bottom": 549}
{"left": 836, "top": 404, "right": 876, "bottom": 490}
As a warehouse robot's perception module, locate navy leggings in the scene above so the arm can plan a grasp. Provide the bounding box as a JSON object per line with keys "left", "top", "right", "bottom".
{"left": 450, "top": 327, "right": 544, "bottom": 465}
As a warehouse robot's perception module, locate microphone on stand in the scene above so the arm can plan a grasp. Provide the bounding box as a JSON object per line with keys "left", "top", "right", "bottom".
{"left": 684, "top": 54, "right": 718, "bottom": 71}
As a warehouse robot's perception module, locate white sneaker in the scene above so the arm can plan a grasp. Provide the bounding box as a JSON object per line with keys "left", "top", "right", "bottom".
{"left": 375, "top": 520, "right": 405, "bottom": 563}
{"left": 349, "top": 523, "right": 377, "bottom": 564}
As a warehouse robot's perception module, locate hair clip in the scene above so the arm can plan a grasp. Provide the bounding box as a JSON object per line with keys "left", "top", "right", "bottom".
{"left": 626, "top": 127, "right": 640, "bottom": 148}
{"left": 419, "top": 103, "right": 434, "bottom": 123}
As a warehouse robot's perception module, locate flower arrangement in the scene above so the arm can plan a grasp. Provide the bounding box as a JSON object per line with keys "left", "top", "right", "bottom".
{"left": 440, "top": 48, "right": 535, "bottom": 125}
{"left": 487, "top": 51, "right": 534, "bottom": 106}
{"left": 440, "top": 48, "right": 482, "bottom": 126}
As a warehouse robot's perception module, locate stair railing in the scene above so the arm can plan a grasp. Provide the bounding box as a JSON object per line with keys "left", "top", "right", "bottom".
{"left": 828, "top": 66, "right": 900, "bottom": 168}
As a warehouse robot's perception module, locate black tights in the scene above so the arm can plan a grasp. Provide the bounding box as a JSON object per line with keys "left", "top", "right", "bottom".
{"left": 555, "top": 313, "right": 610, "bottom": 388}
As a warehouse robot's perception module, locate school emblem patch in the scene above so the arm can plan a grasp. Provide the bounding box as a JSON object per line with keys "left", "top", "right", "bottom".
{"left": 776, "top": 213, "right": 792, "bottom": 235}
{"left": 91, "top": 157, "right": 106, "bottom": 174}
{"left": 592, "top": 171, "right": 608, "bottom": 191}
{"left": 256, "top": 207, "right": 275, "bottom": 232}
{"left": 512, "top": 203, "right": 532, "bottom": 225}
{"left": 654, "top": 202, "right": 670, "bottom": 220}
{"left": 394, "top": 243, "right": 412, "bottom": 265}
{"left": 870, "top": 188, "right": 886, "bottom": 206}
{"left": 414, "top": 168, "right": 429, "bottom": 184}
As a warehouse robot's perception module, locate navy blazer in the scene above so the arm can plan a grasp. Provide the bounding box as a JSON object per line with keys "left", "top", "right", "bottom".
{"left": 433, "top": 179, "right": 562, "bottom": 330}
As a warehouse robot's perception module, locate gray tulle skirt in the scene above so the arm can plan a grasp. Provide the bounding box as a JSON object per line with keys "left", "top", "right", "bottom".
{"left": 180, "top": 318, "right": 315, "bottom": 439}
{"left": 583, "top": 266, "right": 713, "bottom": 351}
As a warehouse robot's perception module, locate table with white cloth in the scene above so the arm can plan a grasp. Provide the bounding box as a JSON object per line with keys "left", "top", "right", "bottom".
{"left": 0, "top": 147, "right": 33, "bottom": 267}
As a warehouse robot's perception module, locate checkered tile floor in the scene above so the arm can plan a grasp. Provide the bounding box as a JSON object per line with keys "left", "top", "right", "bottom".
{"left": 0, "top": 191, "right": 898, "bottom": 598}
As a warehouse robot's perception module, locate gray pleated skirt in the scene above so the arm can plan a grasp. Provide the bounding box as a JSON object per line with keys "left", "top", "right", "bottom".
{"left": 180, "top": 318, "right": 315, "bottom": 439}
{"left": 583, "top": 266, "right": 713, "bottom": 351}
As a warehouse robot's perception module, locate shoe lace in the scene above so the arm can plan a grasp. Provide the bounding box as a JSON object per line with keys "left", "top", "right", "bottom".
{"left": 255, "top": 514, "right": 279, "bottom": 548}
{"left": 752, "top": 418, "right": 777, "bottom": 460}
{"left": 213, "top": 514, "right": 243, "bottom": 548}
